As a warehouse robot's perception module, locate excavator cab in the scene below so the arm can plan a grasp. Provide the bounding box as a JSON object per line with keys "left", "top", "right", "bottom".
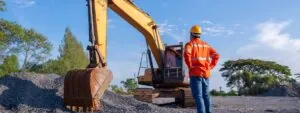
{"left": 135, "top": 43, "right": 194, "bottom": 107}
{"left": 138, "top": 42, "right": 189, "bottom": 88}
{"left": 162, "top": 43, "right": 189, "bottom": 87}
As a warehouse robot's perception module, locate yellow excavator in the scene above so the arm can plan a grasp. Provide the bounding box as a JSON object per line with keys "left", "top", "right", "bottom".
{"left": 63, "top": 0, "right": 194, "bottom": 111}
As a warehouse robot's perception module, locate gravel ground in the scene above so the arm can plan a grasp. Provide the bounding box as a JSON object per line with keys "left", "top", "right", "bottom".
{"left": 0, "top": 72, "right": 299, "bottom": 113}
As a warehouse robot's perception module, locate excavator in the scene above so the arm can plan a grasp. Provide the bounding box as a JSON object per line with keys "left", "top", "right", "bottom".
{"left": 63, "top": 0, "right": 194, "bottom": 111}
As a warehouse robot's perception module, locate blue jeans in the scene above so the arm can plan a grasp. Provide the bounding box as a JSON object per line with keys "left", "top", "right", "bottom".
{"left": 190, "top": 76, "right": 211, "bottom": 113}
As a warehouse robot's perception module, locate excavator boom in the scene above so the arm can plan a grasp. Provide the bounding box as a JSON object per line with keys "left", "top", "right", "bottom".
{"left": 63, "top": 0, "right": 166, "bottom": 111}
{"left": 91, "top": 0, "right": 165, "bottom": 68}
{"left": 108, "top": 0, "right": 165, "bottom": 68}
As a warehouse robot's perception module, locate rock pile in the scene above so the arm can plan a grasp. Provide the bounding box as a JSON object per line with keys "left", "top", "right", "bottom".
{"left": 0, "top": 72, "right": 299, "bottom": 113}
{"left": 0, "top": 72, "right": 193, "bottom": 113}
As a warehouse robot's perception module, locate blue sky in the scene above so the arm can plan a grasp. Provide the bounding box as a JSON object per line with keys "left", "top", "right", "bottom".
{"left": 1, "top": 0, "right": 300, "bottom": 90}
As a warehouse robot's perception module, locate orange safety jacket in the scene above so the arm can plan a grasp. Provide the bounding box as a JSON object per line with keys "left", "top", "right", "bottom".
{"left": 184, "top": 38, "right": 220, "bottom": 78}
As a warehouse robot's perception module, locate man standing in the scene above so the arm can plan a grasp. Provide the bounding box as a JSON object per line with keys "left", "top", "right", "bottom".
{"left": 184, "top": 25, "right": 220, "bottom": 113}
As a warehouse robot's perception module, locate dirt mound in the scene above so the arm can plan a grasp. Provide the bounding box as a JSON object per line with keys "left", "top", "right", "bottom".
{"left": 99, "top": 90, "right": 193, "bottom": 113}
{"left": 0, "top": 72, "right": 299, "bottom": 113}
{"left": 0, "top": 72, "right": 65, "bottom": 112}
{"left": 0, "top": 72, "right": 193, "bottom": 113}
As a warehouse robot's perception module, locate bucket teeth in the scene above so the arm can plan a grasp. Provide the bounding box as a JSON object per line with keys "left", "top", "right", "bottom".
{"left": 66, "top": 105, "right": 71, "bottom": 110}
{"left": 65, "top": 105, "right": 100, "bottom": 112}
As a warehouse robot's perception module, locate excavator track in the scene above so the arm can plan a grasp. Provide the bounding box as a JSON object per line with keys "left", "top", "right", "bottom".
{"left": 176, "top": 88, "right": 195, "bottom": 107}
{"left": 134, "top": 88, "right": 195, "bottom": 107}
{"left": 134, "top": 88, "right": 159, "bottom": 103}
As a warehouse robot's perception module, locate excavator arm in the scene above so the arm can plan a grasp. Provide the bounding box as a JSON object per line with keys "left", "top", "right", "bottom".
{"left": 90, "top": 0, "right": 165, "bottom": 68}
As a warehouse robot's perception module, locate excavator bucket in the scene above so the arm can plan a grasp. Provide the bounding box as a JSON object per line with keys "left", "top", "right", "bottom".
{"left": 63, "top": 68, "right": 112, "bottom": 112}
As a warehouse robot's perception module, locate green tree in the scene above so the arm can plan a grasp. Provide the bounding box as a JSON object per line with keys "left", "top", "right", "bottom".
{"left": 220, "top": 59, "right": 293, "bottom": 96}
{"left": 0, "top": 0, "right": 5, "bottom": 12}
{"left": 227, "top": 89, "right": 238, "bottom": 96}
{"left": 209, "top": 88, "right": 237, "bottom": 96}
{"left": 0, "top": 19, "right": 51, "bottom": 71}
{"left": 19, "top": 29, "right": 52, "bottom": 71}
{"left": 210, "top": 89, "right": 220, "bottom": 96}
{"left": 121, "top": 78, "right": 138, "bottom": 94}
{"left": 110, "top": 85, "right": 125, "bottom": 94}
{"left": 1, "top": 18, "right": 52, "bottom": 72}
{"left": 42, "top": 28, "right": 88, "bottom": 75}
{"left": 0, "top": 55, "right": 19, "bottom": 76}
{"left": 32, "top": 60, "right": 61, "bottom": 73}
{"left": 0, "top": 19, "right": 24, "bottom": 62}
{"left": 57, "top": 28, "right": 89, "bottom": 75}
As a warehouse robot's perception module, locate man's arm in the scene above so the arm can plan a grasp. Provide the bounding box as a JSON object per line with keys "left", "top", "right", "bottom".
{"left": 184, "top": 43, "right": 193, "bottom": 69}
{"left": 209, "top": 46, "right": 220, "bottom": 69}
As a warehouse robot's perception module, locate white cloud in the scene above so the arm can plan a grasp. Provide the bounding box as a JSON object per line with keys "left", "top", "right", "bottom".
{"left": 158, "top": 20, "right": 189, "bottom": 42}
{"left": 158, "top": 19, "right": 242, "bottom": 43}
{"left": 201, "top": 20, "right": 238, "bottom": 37}
{"left": 231, "top": 24, "right": 241, "bottom": 27}
{"left": 237, "top": 20, "right": 300, "bottom": 74}
{"left": 204, "top": 25, "right": 235, "bottom": 36}
{"left": 107, "top": 19, "right": 116, "bottom": 29}
{"left": 201, "top": 20, "right": 213, "bottom": 25}
{"left": 107, "top": 19, "right": 113, "bottom": 23}
{"left": 13, "top": 0, "right": 35, "bottom": 8}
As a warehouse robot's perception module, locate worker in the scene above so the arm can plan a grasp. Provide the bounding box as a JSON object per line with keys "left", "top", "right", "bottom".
{"left": 184, "top": 25, "right": 220, "bottom": 113}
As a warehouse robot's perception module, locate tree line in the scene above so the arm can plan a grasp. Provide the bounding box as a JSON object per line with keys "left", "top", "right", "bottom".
{"left": 218, "top": 59, "right": 295, "bottom": 96}
{"left": 0, "top": 1, "right": 88, "bottom": 76}
{"left": 110, "top": 78, "right": 138, "bottom": 95}
{"left": 111, "top": 59, "right": 297, "bottom": 96}
{"left": 0, "top": 20, "right": 88, "bottom": 76}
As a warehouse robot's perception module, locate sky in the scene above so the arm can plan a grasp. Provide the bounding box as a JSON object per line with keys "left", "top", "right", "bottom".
{"left": 1, "top": 0, "right": 300, "bottom": 91}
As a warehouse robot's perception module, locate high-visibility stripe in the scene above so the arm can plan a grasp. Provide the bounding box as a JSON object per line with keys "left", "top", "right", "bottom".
{"left": 191, "top": 57, "right": 210, "bottom": 61}
{"left": 191, "top": 44, "right": 209, "bottom": 48}
{"left": 186, "top": 48, "right": 192, "bottom": 53}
